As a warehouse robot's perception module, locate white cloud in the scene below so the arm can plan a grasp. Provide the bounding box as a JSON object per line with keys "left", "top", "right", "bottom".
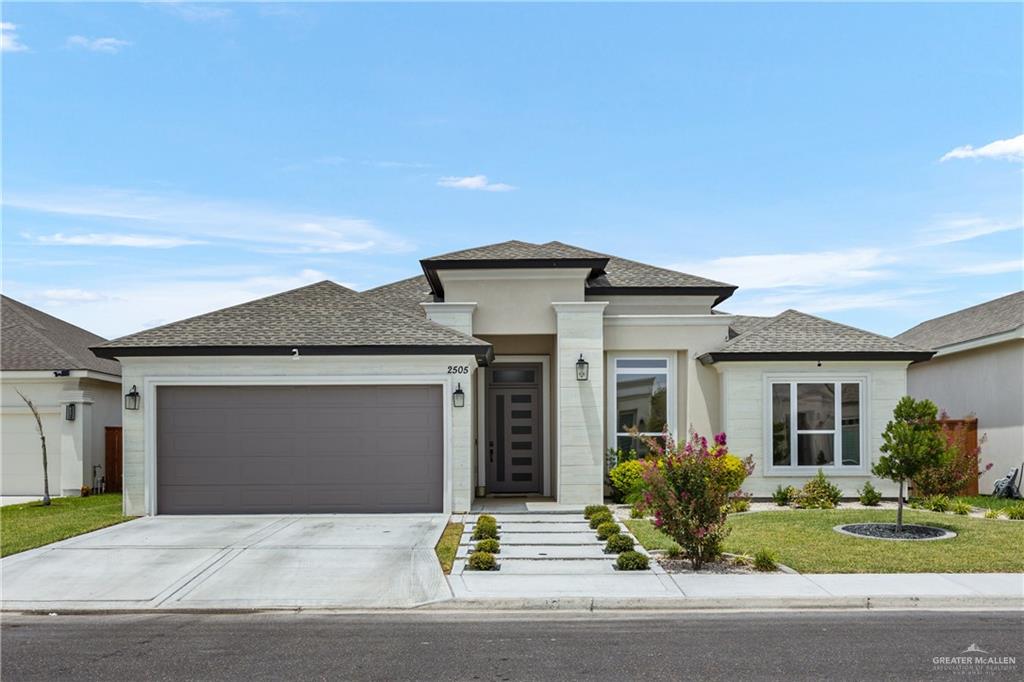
{"left": 1, "top": 22, "right": 28, "bottom": 52}
{"left": 149, "top": 2, "right": 232, "bottom": 22}
{"left": 437, "top": 175, "right": 516, "bottom": 192}
{"left": 670, "top": 248, "right": 897, "bottom": 290}
{"left": 950, "top": 258, "right": 1024, "bottom": 276}
{"left": 66, "top": 36, "right": 131, "bottom": 53}
{"left": 726, "top": 288, "right": 940, "bottom": 317}
{"left": 917, "top": 216, "right": 1022, "bottom": 246}
{"left": 36, "top": 232, "right": 202, "bottom": 248}
{"left": 40, "top": 288, "right": 105, "bottom": 303}
{"left": 940, "top": 134, "right": 1024, "bottom": 162}
{"left": 4, "top": 186, "right": 413, "bottom": 254}
{"left": 12, "top": 269, "right": 337, "bottom": 338}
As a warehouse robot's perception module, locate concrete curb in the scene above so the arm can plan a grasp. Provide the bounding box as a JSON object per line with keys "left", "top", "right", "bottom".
{"left": 421, "top": 595, "right": 1024, "bottom": 611}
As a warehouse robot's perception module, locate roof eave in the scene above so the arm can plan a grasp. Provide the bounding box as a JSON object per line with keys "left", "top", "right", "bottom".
{"left": 585, "top": 285, "right": 738, "bottom": 306}
{"left": 92, "top": 343, "right": 495, "bottom": 365}
{"left": 698, "top": 350, "right": 936, "bottom": 365}
{"left": 420, "top": 257, "right": 610, "bottom": 298}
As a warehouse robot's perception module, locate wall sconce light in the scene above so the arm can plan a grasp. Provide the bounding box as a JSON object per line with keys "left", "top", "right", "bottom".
{"left": 65, "top": 403, "right": 76, "bottom": 421}
{"left": 576, "top": 354, "right": 589, "bottom": 381}
{"left": 452, "top": 383, "right": 465, "bottom": 408}
{"left": 124, "top": 385, "right": 141, "bottom": 411}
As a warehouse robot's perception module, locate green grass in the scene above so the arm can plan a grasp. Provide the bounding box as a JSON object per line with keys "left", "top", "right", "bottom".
{"left": 957, "top": 495, "right": 1021, "bottom": 511}
{"left": 434, "top": 521, "right": 464, "bottom": 574}
{"left": 626, "top": 509, "right": 1024, "bottom": 573}
{"left": 0, "top": 494, "right": 132, "bottom": 557}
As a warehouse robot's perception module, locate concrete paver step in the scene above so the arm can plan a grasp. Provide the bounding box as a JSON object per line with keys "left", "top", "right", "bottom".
{"left": 467, "top": 522, "right": 592, "bottom": 534}
{"left": 460, "top": 532, "right": 600, "bottom": 546}
{"left": 486, "top": 559, "right": 617, "bottom": 575}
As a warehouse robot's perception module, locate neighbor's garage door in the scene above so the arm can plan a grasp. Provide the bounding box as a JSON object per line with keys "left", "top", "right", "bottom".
{"left": 156, "top": 385, "right": 443, "bottom": 514}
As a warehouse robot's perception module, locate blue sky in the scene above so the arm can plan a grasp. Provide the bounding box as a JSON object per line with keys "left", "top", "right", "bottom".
{"left": 2, "top": 2, "right": 1022, "bottom": 339}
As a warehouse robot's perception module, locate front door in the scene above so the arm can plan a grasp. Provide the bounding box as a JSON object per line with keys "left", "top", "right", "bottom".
{"left": 485, "top": 366, "right": 542, "bottom": 494}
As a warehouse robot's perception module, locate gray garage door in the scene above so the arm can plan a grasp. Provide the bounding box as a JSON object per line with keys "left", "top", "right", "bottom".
{"left": 156, "top": 385, "right": 443, "bottom": 514}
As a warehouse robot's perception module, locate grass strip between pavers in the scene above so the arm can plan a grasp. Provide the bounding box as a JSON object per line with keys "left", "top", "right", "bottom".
{"left": 0, "top": 493, "right": 133, "bottom": 557}
{"left": 435, "top": 521, "right": 464, "bottom": 574}
{"left": 626, "top": 509, "right": 1024, "bottom": 573}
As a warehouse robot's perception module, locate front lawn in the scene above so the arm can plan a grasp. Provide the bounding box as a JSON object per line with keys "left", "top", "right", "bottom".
{"left": 625, "top": 509, "right": 1024, "bottom": 573}
{"left": 957, "top": 495, "right": 1021, "bottom": 511}
{"left": 0, "top": 494, "right": 132, "bottom": 557}
{"left": 434, "top": 521, "right": 464, "bottom": 574}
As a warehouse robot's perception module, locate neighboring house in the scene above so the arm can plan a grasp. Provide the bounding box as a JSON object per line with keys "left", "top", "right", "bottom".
{"left": 92, "top": 240, "right": 933, "bottom": 516}
{"left": 1, "top": 296, "right": 122, "bottom": 496}
{"left": 896, "top": 291, "right": 1024, "bottom": 494}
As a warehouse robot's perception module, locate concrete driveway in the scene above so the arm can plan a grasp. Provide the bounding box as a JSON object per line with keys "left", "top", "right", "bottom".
{"left": 1, "top": 515, "right": 451, "bottom": 611}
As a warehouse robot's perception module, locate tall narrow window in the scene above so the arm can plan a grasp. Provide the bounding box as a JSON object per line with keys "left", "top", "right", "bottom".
{"left": 612, "top": 358, "right": 671, "bottom": 457}
{"left": 768, "top": 379, "right": 864, "bottom": 471}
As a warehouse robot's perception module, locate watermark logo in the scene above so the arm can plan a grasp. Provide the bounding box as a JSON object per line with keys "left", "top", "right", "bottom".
{"left": 932, "top": 643, "right": 1018, "bottom": 676}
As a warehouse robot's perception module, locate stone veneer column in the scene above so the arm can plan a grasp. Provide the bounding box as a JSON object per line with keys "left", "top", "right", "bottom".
{"left": 553, "top": 301, "right": 608, "bottom": 505}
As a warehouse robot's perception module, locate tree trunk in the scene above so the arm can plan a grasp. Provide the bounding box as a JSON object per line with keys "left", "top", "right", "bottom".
{"left": 896, "top": 479, "right": 904, "bottom": 532}
{"left": 17, "top": 390, "right": 51, "bottom": 506}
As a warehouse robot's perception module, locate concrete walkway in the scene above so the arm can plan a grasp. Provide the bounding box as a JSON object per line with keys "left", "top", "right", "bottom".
{"left": 443, "top": 511, "right": 1024, "bottom": 610}
{"left": 1, "top": 514, "right": 451, "bottom": 611}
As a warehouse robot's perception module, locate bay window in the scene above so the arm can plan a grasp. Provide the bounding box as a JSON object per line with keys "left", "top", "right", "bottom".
{"left": 610, "top": 357, "right": 673, "bottom": 457}
{"left": 769, "top": 379, "right": 864, "bottom": 471}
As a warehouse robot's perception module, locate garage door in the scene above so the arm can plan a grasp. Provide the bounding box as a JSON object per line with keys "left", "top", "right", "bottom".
{"left": 156, "top": 385, "right": 443, "bottom": 514}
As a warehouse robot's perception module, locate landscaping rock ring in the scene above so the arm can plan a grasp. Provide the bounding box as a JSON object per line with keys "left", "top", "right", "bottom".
{"left": 833, "top": 523, "right": 956, "bottom": 541}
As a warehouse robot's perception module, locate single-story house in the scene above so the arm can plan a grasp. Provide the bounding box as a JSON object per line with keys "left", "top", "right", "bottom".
{"left": 92, "top": 240, "right": 934, "bottom": 516}
{"left": 896, "top": 291, "right": 1023, "bottom": 493}
{"left": 1, "top": 295, "right": 123, "bottom": 497}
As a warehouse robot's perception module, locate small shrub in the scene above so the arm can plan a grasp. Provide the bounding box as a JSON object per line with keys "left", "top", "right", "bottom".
{"left": 732, "top": 554, "right": 750, "bottom": 567}
{"left": 616, "top": 551, "right": 649, "bottom": 571}
{"left": 584, "top": 504, "right": 610, "bottom": 520}
{"left": 604, "top": 533, "right": 635, "bottom": 554}
{"left": 728, "top": 497, "right": 751, "bottom": 513}
{"left": 772, "top": 485, "right": 798, "bottom": 506}
{"left": 665, "top": 545, "right": 682, "bottom": 559}
{"left": 950, "top": 500, "right": 972, "bottom": 515}
{"left": 911, "top": 415, "right": 991, "bottom": 497}
{"left": 793, "top": 470, "right": 843, "bottom": 509}
{"left": 475, "top": 538, "right": 500, "bottom": 553}
{"left": 908, "top": 498, "right": 924, "bottom": 510}
{"left": 596, "top": 520, "right": 621, "bottom": 540}
{"left": 629, "top": 504, "right": 645, "bottom": 519}
{"left": 589, "top": 511, "right": 614, "bottom": 529}
{"left": 608, "top": 460, "right": 647, "bottom": 503}
{"left": 467, "top": 551, "right": 497, "bottom": 571}
{"left": 472, "top": 516, "right": 499, "bottom": 540}
{"left": 712, "top": 454, "right": 750, "bottom": 493}
{"left": 984, "top": 508, "right": 1002, "bottom": 519}
{"left": 923, "top": 494, "right": 951, "bottom": 513}
{"left": 79, "top": 485, "right": 92, "bottom": 497}
{"left": 1005, "top": 503, "right": 1024, "bottom": 520}
{"left": 753, "top": 548, "right": 778, "bottom": 572}
{"left": 858, "top": 481, "right": 882, "bottom": 506}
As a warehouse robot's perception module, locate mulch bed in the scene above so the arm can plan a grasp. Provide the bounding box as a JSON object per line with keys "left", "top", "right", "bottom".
{"left": 837, "top": 523, "right": 953, "bottom": 541}
{"left": 655, "top": 553, "right": 773, "bottom": 574}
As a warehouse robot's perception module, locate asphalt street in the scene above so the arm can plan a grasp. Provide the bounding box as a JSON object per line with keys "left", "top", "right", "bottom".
{"left": 2, "top": 610, "right": 1022, "bottom": 681}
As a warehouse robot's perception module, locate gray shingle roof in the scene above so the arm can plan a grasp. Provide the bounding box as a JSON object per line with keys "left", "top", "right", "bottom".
{"left": 723, "top": 314, "right": 773, "bottom": 338}
{"left": 362, "top": 275, "right": 434, "bottom": 317}
{"left": 1, "top": 295, "right": 121, "bottom": 375}
{"left": 700, "top": 309, "right": 933, "bottom": 363}
{"left": 93, "top": 281, "right": 492, "bottom": 359}
{"left": 424, "top": 240, "right": 608, "bottom": 261}
{"left": 895, "top": 291, "right": 1024, "bottom": 350}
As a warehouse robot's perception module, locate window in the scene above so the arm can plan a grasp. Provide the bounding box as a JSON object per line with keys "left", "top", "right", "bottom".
{"left": 769, "top": 379, "right": 863, "bottom": 471}
{"left": 611, "top": 357, "right": 672, "bottom": 457}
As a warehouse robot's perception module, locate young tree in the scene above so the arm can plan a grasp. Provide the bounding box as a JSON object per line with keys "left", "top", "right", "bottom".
{"left": 16, "top": 390, "right": 51, "bottom": 506}
{"left": 873, "top": 396, "right": 947, "bottom": 531}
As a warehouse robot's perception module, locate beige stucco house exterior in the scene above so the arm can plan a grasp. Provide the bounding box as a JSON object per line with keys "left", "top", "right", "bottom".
{"left": 1, "top": 296, "right": 122, "bottom": 497}
{"left": 92, "top": 241, "right": 934, "bottom": 516}
{"left": 897, "top": 291, "right": 1024, "bottom": 493}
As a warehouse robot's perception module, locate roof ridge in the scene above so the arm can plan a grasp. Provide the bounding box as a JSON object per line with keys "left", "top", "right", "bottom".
{"left": 778, "top": 308, "right": 927, "bottom": 351}
{"left": 716, "top": 311, "right": 783, "bottom": 347}
{"left": 897, "top": 290, "right": 1024, "bottom": 339}
{"left": 98, "top": 279, "right": 351, "bottom": 347}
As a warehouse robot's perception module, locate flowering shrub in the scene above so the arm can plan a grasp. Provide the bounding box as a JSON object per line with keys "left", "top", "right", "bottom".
{"left": 639, "top": 430, "right": 753, "bottom": 571}
{"left": 911, "top": 415, "right": 991, "bottom": 497}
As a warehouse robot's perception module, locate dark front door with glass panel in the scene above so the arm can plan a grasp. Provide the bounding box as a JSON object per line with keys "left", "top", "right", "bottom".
{"left": 485, "top": 365, "right": 542, "bottom": 494}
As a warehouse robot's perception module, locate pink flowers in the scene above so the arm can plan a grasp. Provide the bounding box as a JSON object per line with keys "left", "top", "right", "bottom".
{"left": 714, "top": 432, "right": 727, "bottom": 447}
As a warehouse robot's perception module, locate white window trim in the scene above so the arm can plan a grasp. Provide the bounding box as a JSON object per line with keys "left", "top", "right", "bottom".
{"left": 606, "top": 353, "right": 677, "bottom": 453}
{"left": 762, "top": 373, "right": 869, "bottom": 477}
